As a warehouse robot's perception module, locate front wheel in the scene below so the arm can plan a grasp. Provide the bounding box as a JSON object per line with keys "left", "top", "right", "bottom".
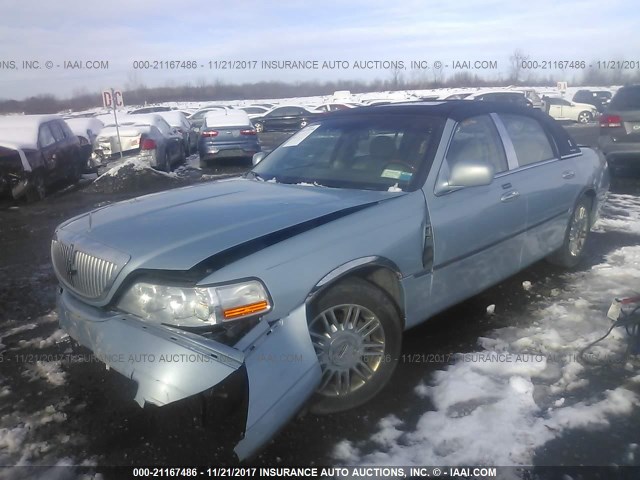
{"left": 307, "top": 277, "right": 402, "bottom": 415}
{"left": 546, "top": 195, "right": 592, "bottom": 268}
{"left": 577, "top": 111, "right": 593, "bottom": 124}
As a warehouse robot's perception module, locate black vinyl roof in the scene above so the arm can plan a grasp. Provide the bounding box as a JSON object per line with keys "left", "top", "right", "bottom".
{"left": 327, "top": 100, "right": 582, "bottom": 157}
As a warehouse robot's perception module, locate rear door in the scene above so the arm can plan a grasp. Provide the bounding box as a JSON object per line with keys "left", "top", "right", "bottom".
{"left": 38, "top": 123, "right": 58, "bottom": 179}
{"left": 425, "top": 114, "right": 527, "bottom": 314}
{"left": 547, "top": 98, "right": 564, "bottom": 119}
{"left": 494, "top": 112, "right": 581, "bottom": 265}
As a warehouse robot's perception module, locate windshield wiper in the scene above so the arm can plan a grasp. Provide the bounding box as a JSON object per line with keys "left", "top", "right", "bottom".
{"left": 244, "top": 171, "right": 269, "bottom": 182}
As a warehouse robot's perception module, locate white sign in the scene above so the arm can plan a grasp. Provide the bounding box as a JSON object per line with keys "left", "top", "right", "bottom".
{"left": 102, "top": 89, "right": 124, "bottom": 108}
{"left": 557, "top": 81, "right": 568, "bottom": 93}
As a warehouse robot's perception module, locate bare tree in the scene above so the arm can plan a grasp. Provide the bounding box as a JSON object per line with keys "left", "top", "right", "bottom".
{"left": 389, "top": 67, "right": 404, "bottom": 89}
{"left": 509, "top": 49, "right": 530, "bottom": 84}
{"left": 432, "top": 64, "right": 444, "bottom": 86}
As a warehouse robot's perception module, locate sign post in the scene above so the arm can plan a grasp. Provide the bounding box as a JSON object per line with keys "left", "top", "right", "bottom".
{"left": 102, "top": 89, "right": 125, "bottom": 158}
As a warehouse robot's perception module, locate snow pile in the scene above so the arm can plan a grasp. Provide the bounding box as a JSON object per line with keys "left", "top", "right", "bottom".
{"left": 333, "top": 243, "right": 640, "bottom": 467}
{"left": 90, "top": 157, "right": 184, "bottom": 194}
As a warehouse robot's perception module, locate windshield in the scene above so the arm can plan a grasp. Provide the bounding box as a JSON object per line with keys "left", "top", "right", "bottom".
{"left": 251, "top": 115, "right": 443, "bottom": 191}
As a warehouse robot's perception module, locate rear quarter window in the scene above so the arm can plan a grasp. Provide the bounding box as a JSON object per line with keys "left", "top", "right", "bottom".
{"left": 499, "top": 114, "right": 556, "bottom": 167}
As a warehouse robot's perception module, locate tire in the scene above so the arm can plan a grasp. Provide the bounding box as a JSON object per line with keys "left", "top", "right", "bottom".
{"left": 199, "top": 157, "right": 208, "bottom": 170}
{"left": 179, "top": 144, "right": 186, "bottom": 164}
{"left": 577, "top": 111, "right": 592, "bottom": 124}
{"left": 254, "top": 122, "right": 264, "bottom": 133}
{"left": 25, "top": 173, "right": 46, "bottom": 203}
{"left": 546, "top": 195, "right": 591, "bottom": 268}
{"left": 307, "top": 277, "right": 402, "bottom": 415}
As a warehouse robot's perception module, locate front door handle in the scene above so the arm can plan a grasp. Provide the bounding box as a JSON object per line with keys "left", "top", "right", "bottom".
{"left": 562, "top": 170, "right": 575, "bottom": 179}
{"left": 500, "top": 190, "right": 520, "bottom": 202}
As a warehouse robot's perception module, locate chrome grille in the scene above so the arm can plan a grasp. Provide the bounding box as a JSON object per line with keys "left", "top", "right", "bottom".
{"left": 51, "top": 239, "right": 119, "bottom": 299}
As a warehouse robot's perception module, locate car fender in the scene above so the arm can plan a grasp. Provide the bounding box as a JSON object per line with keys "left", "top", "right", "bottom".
{"left": 235, "top": 304, "right": 321, "bottom": 460}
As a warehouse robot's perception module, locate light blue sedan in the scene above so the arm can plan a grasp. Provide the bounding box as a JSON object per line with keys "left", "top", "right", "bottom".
{"left": 52, "top": 101, "right": 609, "bottom": 459}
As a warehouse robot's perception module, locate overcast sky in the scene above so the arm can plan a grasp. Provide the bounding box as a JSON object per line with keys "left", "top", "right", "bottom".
{"left": 0, "top": 0, "right": 638, "bottom": 100}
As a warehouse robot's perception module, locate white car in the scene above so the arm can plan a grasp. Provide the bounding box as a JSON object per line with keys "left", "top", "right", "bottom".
{"left": 543, "top": 97, "right": 599, "bottom": 123}
{"left": 95, "top": 114, "right": 185, "bottom": 171}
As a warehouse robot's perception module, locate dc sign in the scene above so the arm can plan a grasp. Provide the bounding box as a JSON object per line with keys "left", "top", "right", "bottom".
{"left": 102, "top": 89, "right": 124, "bottom": 108}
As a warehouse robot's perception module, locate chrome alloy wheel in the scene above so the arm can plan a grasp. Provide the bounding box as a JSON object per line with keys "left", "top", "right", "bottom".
{"left": 309, "top": 304, "right": 386, "bottom": 397}
{"left": 568, "top": 203, "right": 589, "bottom": 257}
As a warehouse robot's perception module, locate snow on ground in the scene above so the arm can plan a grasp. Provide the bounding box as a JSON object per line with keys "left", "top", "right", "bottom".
{"left": 0, "top": 324, "right": 37, "bottom": 352}
{"left": 22, "top": 360, "right": 66, "bottom": 386}
{"left": 0, "top": 396, "right": 96, "bottom": 476}
{"left": 17, "top": 329, "right": 67, "bottom": 350}
{"left": 593, "top": 194, "right": 640, "bottom": 236}
{"left": 333, "top": 195, "right": 640, "bottom": 469}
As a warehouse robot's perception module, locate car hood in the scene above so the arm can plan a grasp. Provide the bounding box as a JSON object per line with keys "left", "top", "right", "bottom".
{"left": 57, "top": 178, "right": 404, "bottom": 271}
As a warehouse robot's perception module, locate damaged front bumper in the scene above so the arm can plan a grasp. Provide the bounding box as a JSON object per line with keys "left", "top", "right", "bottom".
{"left": 57, "top": 288, "right": 321, "bottom": 460}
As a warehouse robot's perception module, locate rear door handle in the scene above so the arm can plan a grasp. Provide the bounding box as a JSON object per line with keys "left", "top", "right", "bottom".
{"left": 562, "top": 170, "right": 575, "bottom": 179}
{"left": 500, "top": 190, "right": 520, "bottom": 202}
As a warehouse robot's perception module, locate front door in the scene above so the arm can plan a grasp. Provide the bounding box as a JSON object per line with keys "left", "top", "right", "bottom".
{"left": 424, "top": 115, "right": 527, "bottom": 315}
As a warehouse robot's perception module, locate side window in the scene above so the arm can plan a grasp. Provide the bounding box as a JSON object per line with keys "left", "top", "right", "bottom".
{"left": 499, "top": 114, "right": 556, "bottom": 167}
{"left": 38, "top": 124, "right": 56, "bottom": 148}
{"left": 49, "top": 122, "right": 65, "bottom": 142}
{"left": 445, "top": 114, "right": 508, "bottom": 175}
{"left": 60, "top": 121, "right": 75, "bottom": 139}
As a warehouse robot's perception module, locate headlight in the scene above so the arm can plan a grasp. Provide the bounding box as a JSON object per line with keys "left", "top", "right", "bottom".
{"left": 117, "top": 279, "right": 271, "bottom": 327}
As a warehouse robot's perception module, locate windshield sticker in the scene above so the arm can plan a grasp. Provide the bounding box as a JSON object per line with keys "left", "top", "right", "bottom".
{"left": 381, "top": 169, "right": 413, "bottom": 181}
{"left": 381, "top": 169, "right": 402, "bottom": 179}
{"left": 282, "top": 124, "right": 321, "bottom": 146}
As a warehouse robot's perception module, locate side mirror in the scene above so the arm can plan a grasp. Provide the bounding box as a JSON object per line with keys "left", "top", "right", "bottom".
{"left": 448, "top": 158, "right": 494, "bottom": 188}
{"left": 252, "top": 151, "right": 267, "bottom": 166}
